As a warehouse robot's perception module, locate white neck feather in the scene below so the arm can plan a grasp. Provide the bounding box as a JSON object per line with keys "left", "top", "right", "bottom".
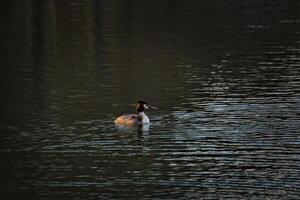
{"left": 139, "top": 112, "right": 150, "bottom": 124}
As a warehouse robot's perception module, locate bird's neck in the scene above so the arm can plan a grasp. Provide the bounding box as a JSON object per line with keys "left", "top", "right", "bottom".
{"left": 138, "top": 112, "right": 150, "bottom": 124}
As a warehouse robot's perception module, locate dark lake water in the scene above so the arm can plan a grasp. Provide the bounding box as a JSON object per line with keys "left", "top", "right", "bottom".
{"left": 1, "top": 0, "right": 300, "bottom": 199}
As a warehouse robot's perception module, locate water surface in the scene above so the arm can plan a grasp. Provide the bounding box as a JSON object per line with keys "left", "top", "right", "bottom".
{"left": 0, "top": 0, "right": 300, "bottom": 199}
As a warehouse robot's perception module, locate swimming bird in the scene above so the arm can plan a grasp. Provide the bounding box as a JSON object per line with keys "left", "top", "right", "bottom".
{"left": 114, "top": 101, "right": 157, "bottom": 126}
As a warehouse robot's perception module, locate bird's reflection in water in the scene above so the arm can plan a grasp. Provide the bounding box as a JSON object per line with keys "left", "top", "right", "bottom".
{"left": 115, "top": 123, "right": 151, "bottom": 153}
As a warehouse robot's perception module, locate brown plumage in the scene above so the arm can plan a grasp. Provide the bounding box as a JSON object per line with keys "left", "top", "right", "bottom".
{"left": 114, "top": 114, "right": 142, "bottom": 126}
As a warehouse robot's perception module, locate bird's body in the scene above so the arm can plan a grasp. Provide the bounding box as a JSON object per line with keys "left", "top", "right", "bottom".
{"left": 114, "top": 101, "right": 155, "bottom": 126}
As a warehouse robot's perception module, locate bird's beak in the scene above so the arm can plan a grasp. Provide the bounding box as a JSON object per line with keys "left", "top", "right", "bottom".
{"left": 146, "top": 104, "right": 157, "bottom": 110}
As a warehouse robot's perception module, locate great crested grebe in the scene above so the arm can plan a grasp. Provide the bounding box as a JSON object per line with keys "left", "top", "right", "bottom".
{"left": 114, "top": 101, "right": 157, "bottom": 126}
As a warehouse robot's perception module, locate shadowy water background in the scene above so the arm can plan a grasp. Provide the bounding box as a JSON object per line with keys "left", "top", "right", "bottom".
{"left": 0, "top": 0, "right": 300, "bottom": 199}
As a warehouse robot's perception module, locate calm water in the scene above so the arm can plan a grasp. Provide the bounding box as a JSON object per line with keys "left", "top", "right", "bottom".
{"left": 1, "top": 0, "right": 300, "bottom": 199}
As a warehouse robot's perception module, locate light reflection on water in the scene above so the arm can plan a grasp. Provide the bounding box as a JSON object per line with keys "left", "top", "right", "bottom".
{"left": 0, "top": 0, "right": 300, "bottom": 199}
